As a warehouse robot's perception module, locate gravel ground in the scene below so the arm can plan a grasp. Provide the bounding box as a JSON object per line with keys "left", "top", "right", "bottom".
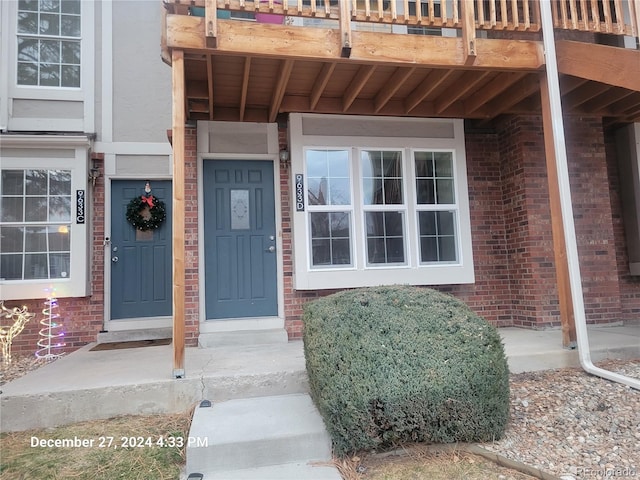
{"left": 2, "top": 355, "right": 639, "bottom": 479}
{"left": 481, "top": 359, "right": 640, "bottom": 479}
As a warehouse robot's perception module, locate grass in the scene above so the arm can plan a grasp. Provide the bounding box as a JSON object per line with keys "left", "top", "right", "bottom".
{"left": 337, "top": 445, "right": 538, "bottom": 480}
{"left": 0, "top": 412, "right": 192, "bottom": 480}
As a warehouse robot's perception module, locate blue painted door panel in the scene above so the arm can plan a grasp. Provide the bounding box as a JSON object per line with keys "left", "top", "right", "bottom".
{"left": 110, "top": 180, "right": 172, "bottom": 320}
{"left": 203, "top": 160, "right": 277, "bottom": 319}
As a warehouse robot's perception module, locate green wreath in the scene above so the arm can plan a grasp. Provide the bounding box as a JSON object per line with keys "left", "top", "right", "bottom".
{"left": 126, "top": 194, "right": 167, "bottom": 231}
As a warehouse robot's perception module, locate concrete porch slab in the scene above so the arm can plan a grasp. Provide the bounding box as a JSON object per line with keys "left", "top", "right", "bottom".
{"left": 1, "top": 325, "right": 638, "bottom": 432}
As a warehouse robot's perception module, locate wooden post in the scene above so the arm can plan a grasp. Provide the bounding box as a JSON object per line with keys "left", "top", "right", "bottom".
{"left": 460, "top": 0, "right": 477, "bottom": 65}
{"left": 539, "top": 72, "right": 577, "bottom": 348}
{"left": 339, "top": 0, "right": 352, "bottom": 58}
{"left": 172, "top": 49, "right": 186, "bottom": 378}
{"left": 205, "top": 0, "right": 218, "bottom": 48}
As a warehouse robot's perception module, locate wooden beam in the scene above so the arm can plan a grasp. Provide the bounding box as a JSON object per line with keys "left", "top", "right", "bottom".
{"left": 561, "top": 82, "right": 612, "bottom": 110}
{"left": 171, "top": 49, "right": 186, "bottom": 378}
{"left": 161, "top": 3, "right": 171, "bottom": 65}
{"left": 269, "top": 59, "right": 294, "bottom": 122}
{"left": 205, "top": 0, "right": 217, "bottom": 48}
{"left": 556, "top": 40, "right": 640, "bottom": 92}
{"left": 464, "top": 72, "right": 525, "bottom": 114}
{"left": 343, "top": 65, "right": 376, "bottom": 111}
{"left": 374, "top": 67, "right": 415, "bottom": 113}
{"left": 475, "top": 74, "right": 540, "bottom": 119}
{"left": 310, "top": 62, "right": 336, "bottom": 110}
{"left": 166, "top": 16, "right": 544, "bottom": 70}
{"left": 539, "top": 72, "right": 576, "bottom": 348}
{"left": 239, "top": 57, "right": 251, "bottom": 122}
{"left": 207, "top": 55, "right": 214, "bottom": 120}
{"left": 404, "top": 69, "right": 455, "bottom": 113}
{"left": 339, "top": 0, "right": 352, "bottom": 57}
{"left": 435, "top": 70, "right": 492, "bottom": 114}
{"left": 460, "top": 0, "right": 477, "bottom": 65}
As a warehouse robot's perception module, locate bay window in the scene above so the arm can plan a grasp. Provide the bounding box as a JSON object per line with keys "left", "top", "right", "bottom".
{"left": 0, "top": 136, "right": 90, "bottom": 300}
{"left": 291, "top": 114, "right": 474, "bottom": 290}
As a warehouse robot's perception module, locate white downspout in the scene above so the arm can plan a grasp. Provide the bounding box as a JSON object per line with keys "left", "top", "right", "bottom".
{"left": 539, "top": 0, "right": 640, "bottom": 390}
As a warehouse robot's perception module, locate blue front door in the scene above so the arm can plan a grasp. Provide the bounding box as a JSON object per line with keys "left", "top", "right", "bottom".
{"left": 203, "top": 160, "right": 278, "bottom": 319}
{"left": 110, "top": 180, "right": 172, "bottom": 320}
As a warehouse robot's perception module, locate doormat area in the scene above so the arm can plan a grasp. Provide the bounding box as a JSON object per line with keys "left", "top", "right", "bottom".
{"left": 89, "top": 338, "right": 172, "bottom": 351}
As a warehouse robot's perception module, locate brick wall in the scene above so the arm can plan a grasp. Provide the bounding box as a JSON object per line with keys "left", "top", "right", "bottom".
{"left": 184, "top": 127, "right": 200, "bottom": 346}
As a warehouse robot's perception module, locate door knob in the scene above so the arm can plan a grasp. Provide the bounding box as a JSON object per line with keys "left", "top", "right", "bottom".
{"left": 266, "top": 246, "right": 275, "bottom": 253}
{"left": 112, "top": 256, "right": 119, "bottom": 263}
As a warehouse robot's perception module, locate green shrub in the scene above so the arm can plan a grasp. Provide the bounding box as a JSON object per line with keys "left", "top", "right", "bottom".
{"left": 303, "top": 286, "right": 510, "bottom": 456}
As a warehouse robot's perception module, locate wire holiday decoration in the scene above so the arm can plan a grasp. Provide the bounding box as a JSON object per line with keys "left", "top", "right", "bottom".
{"left": 36, "top": 293, "right": 66, "bottom": 360}
{"left": 0, "top": 302, "right": 36, "bottom": 365}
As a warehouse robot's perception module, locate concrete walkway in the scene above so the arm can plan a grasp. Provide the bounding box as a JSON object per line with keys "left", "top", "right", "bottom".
{"left": 1, "top": 324, "right": 638, "bottom": 433}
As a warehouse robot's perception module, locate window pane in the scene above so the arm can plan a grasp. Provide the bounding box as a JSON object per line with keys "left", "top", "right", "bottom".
{"left": 49, "top": 170, "right": 71, "bottom": 195}
{"left": 329, "top": 178, "right": 350, "bottom": 205}
{"left": 331, "top": 238, "right": 351, "bottom": 264}
{"left": 19, "top": 0, "right": 38, "bottom": 12}
{"left": 310, "top": 211, "right": 351, "bottom": 267}
{"left": 362, "top": 150, "right": 403, "bottom": 205}
{"left": 311, "top": 239, "right": 331, "bottom": 265}
{"left": 310, "top": 212, "right": 329, "bottom": 238}
{"left": 307, "top": 149, "right": 350, "bottom": 206}
{"left": 438, "top": 237, "right": 457, "bottom": 262}
{"left": 25, "top": 227, "right": 47, "bottom": 252}
{"left": 0, "top": 227, "right": 24, "bottom": 253}
{"left": 61, "top": 14, "right": 80, "bottom": 36}
{"left": 418, "top": 210, "right": 457, "bottom": 263}
{"left": 2, "top": 171, "right": 25, "bottom": 195}
{"left": 25, "top": 169, "right": 48, "bottom": 195}
{"left": 40, "top": 13, "right": 60, "bottom": 35}
{"left": 48, "top": 225, "right": 70, "bottom": 250}
{"left": 416, "top": 179, "right": 435, "bottom": 204}
{"left": 40, "top": 39, "right": 60, "bottom": 63}
{"left": 436, "top": 179, "right": 455, "bottom": 204}
{"left": 365, "top": 211, "right": 405, "bottom": 264}
{"left": 24, "top": 253, "right": 48, "bottom": 279}
{"left": 17, "top": 62, "right": 38, "bottom": 85}
{"left": 40, "top": 0, "right": 60, "bottom": 13}
{"left": 18, "top": 11, "right": 38, "bottom": 34}
{"left": 40, "top": 63, "right": 60, "bottom": 86}
{"left": 25, "top": 197, "right": 48, "bottom": 221}
{"left": 61, "top": 41, "right": 80, "bottom": 63}
{"left": 49, "top": 253, "right": 70, "bottom": 278}
{"left": 434, "top": 153, "right": 453, "bottom": 176}
{"left": 0, "top": 255, "right": 23, "bottom": 280}
{"left": 61, "top": 64, "right": 80, "bottom": 87}
{"left": 61, "top": 0, "right": 80, "bottom": 14}
{"left": 1, "top": 198, "right": 23, "bottom": 222}
{"left": 49, "top": 196, "right": 71, "bottom": 221}
{"left": 420, "top": 236, "right": 438, "bottom": 262}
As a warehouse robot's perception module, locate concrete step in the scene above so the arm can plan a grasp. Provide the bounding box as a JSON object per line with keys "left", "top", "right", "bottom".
{"left": 192, "top": 461, "right": 343, "bottom": 479}
{"left": 198, "top": 328, "right": 288, "bottom": 347}
{"left": 96, "top": 327, "right": 172, "bottom": 344}
{"left": 186, "top": 394, "right": 334, "bottom": 475}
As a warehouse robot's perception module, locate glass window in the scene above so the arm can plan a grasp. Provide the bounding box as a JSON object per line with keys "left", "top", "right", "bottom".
{"left": 362, "top": 150, "right": 406, "bottom": 266}
{"left": 306, "top": 149, "right": 352, "bottom": 267}
{"left": 17, "top": 0, "right": 81, "bottom": 87}
{"left": 0, "top": 169, "right": 72, "bottom": 280}
{"left": 415, "top": 151, "right": 458, "bottom": 263}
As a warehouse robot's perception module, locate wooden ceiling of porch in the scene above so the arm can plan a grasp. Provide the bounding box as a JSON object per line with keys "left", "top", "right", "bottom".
{"left": 183, "top": 50, "right": 640, "bottom": 127}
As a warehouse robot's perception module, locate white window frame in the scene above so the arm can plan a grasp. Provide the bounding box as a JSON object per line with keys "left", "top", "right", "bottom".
{"left": 0, "top": 135, "right": 90, "bottom": 300}
{"left": 290, "top": 113, "right": 474, "bottom": 290}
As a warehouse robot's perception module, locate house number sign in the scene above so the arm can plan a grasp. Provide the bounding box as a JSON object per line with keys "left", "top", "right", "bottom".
{"left": 295, "top": 174, "right": 305, "bottom": 212}
{"left": 76, "top": 190, "right": 85, "bottom": 224}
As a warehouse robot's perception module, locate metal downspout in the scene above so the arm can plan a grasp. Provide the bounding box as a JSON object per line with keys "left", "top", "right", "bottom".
{"left": 539, "top": 0, "right": 640, "bottom": 390}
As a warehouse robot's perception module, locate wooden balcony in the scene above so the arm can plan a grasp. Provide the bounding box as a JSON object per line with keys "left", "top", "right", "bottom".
{"left": 162, "top": 0, "right": 640, "bottom": 126}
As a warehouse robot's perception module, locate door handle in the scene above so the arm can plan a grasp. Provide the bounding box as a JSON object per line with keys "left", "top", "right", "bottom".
{"left": 266, "top": 246, "right": 275, "bottom": 253}
{"left": 112, "top": 256, "right": 119, "bottom": 263}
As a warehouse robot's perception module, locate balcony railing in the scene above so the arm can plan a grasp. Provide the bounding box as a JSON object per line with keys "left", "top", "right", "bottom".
{"left": 165, "top": 0, "right": 639, "bottom": 38}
